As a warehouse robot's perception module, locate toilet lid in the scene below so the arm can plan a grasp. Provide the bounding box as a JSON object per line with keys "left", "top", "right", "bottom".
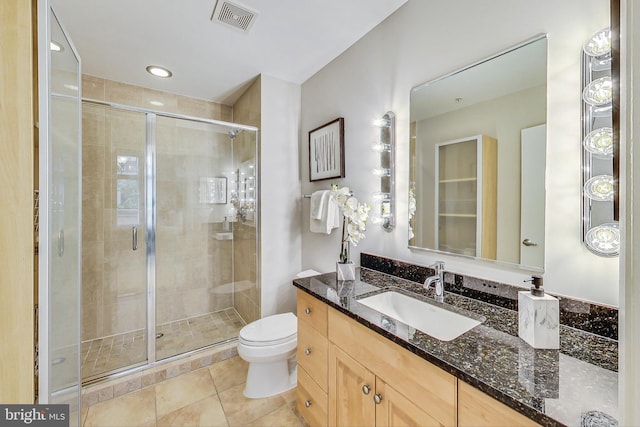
{"left": 239, "top": 312, "right": 297, "bottom": 346}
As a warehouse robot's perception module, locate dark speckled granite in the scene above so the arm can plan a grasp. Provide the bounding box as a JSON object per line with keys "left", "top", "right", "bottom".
{"left": 293, "top": 269, "right": 618, "bottom": 427}
{"left": 361, "top": 252, "right": 619, "bottom": 340}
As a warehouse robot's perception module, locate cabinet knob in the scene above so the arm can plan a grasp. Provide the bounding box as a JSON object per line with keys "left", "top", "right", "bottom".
{"left": 304, "top": 307, "right": 312, "bottom": 314}
{"left": 374, "top": 394, "right": 383, "bottom": 404}
{"left": 304, "top": 348, "right": 312, "bottom": 356}
{"left": 522, "top": 238, "right": 538, "bottom": 247}
{"left": 362, "top": 384, "right": 371, "bottom": 395}
{"left": 304, "top": 400, "right": 312, "bottom": 408}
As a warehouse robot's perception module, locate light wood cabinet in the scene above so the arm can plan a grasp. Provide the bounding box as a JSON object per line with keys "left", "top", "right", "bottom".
{"left": 296, "top": 290, "right": 329, "bottom": 426}
{"left": 436, "top": 134, "right": 497, "bottom": 259}
{"left": 295, "top": 291, "right": 539, "bottom": 427}
{"left": 458, "top": 381, "right": 539, "bottom": 427}
{"left": 329, "top": 344, "right": 441, "bottom": 427}
{"left": 328, "top": 307, "right": 456, "bottom": 426}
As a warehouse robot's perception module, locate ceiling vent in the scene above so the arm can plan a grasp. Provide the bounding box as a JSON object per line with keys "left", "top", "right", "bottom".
{"left": 211, "top": 0, "right": 259, "bottom": 33}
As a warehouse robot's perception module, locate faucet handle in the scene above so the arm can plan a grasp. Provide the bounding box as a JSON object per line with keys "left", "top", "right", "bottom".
{"left": 429, "top": 261, "right": 445, "bottom": 273}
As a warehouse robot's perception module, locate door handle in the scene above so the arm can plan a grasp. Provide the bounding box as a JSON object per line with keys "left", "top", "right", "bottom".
{"left": 132, "top": 226, "right": 138, "bottom": 251}
{"left": 522, "top": 238, "right": 538, "bottom": 247}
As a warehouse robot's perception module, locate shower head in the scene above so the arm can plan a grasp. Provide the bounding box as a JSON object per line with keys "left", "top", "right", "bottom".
{"left": 228, "top": 129, "right": 243, "bottom": 139}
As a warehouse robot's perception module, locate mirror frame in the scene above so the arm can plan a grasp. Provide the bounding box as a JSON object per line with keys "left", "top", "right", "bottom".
{"left": 408, "top": 34, "right": 548, "bottom": 273}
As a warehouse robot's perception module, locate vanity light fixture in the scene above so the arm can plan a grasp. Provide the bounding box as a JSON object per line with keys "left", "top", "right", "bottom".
{"left": 372, "top": 112, "right": 395, "bottom": 231}
{"left": 146, "top": 65, "right": 173, "bottom": 78}
{"left": 581, "top": 27, "right": 618, "bottom": 256}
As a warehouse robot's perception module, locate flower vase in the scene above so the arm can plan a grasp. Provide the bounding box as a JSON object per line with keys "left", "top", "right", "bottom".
{"left": 336, "top": 261, "right": 356, "bottom": 281}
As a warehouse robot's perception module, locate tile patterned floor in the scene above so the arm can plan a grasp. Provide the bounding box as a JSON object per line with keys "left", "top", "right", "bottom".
{"left": 82, "top": 356, "right": 303, "bottom": 427}
{"left": 82, "top": 309, "right": 245, "bottom": 380}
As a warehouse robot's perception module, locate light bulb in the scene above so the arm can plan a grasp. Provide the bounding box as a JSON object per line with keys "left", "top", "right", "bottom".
{"left": 583, "top": 127, "right": 613, "bottom": 157}
{"left": 372, "top": 118, "right": 391, "bottom": 128}
{"left": 583, "top": 28, "right": 611, "bottom": 57}
{"left": 584, "top": 175, "right": 614, "bottom": 201}
{"left": 146, "top": 65, "right": 173, "bottom": 78}
{"left": 371, "top": 142, "right": 391, "bottom": 152}
{"left": 372, "top": 192, "right": 391, "bottom": 202}
{"left": 583, "top": 76, "right": 612, "bottom": 106}
{"left": 372, "top": 168, "right": 391, "bottom": 177}
{"left": 585, "top": 223, "right": 620, "bottom": 255}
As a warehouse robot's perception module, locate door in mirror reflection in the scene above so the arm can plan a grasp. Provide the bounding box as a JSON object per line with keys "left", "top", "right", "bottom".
{"left": 409, "top": 35, "right": 547, "bottom": 270}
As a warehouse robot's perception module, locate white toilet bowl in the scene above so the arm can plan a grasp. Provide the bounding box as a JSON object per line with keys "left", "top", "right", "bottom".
{"left": 237, "top": 312, "right": 297, "bottom": 398}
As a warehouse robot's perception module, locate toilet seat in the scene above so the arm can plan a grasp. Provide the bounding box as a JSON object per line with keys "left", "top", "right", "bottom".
{"left": 239, "top": 312, "right": 297, "bottom": 347}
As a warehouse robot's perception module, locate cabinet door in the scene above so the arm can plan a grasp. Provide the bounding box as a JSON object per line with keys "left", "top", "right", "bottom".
{"left": 328, "top": 344, "right": 376, "bottom": 427}
{"left": 458, "top": 381, "right": 539, "bottom": 427}
{"left": 375, "top": 380, "right": 443, "bottom": 427}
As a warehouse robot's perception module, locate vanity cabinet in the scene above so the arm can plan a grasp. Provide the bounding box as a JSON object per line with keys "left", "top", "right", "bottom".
{"left": 295, "top": 290, "right": 540, "bottom": 427}
{"left": 436, "top": 134, "right": 497, "bottom": 259}
{"left": 296, "top": 289, "right": 328, "bottom": 426}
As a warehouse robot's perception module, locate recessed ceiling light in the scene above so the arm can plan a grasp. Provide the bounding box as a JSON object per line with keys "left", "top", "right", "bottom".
{"left": 149, "top": 100, "right": 164, "bottom": 107}
{"left": 146, "top": 65, "right": 172, "bottom": 78}
{"left": 50, "top": 41, "right": 63, "bottom": 52}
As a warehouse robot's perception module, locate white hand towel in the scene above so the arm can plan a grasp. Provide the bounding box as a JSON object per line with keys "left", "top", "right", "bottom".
{"left": 310, "top": 190, "right": 340, "bottom": 234}
{"left": 310, "top": 190, "right": 326, "bottom": 220}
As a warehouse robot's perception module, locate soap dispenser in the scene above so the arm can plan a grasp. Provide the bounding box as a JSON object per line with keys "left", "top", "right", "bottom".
{"left": 518, "top": 276, "right": 559, "bottom": 349}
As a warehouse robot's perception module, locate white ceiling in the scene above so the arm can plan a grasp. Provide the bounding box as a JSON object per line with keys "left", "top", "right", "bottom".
{"left": 53, "top": 0, "right": 407, "bottom": 105}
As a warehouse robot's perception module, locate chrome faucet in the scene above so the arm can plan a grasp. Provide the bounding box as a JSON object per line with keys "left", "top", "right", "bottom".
{"left": 424, "top": 261, "right": 445, "bottom": 302}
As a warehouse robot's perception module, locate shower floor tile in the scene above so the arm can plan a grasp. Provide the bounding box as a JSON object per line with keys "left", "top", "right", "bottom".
{"left": 82, "top": 308, "right": 245, "bottom": 381}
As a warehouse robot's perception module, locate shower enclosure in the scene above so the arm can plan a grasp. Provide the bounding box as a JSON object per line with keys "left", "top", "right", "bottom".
{"left": 81, "top": 101, "right": 258, "bottom": 382}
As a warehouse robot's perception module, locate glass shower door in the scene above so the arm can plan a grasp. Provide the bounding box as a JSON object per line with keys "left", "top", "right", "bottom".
{"left": 41, "top": 6, "right": 81, "bottom": 425}
{"left": 154, "top": 116, "right": 242, "bottom": 360}
{"left": 80, "top": 104, "right": 148, "bottom": 381}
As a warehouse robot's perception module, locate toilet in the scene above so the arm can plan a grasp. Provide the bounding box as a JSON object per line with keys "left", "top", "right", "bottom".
{"left": 237, "top": 312, "right": 298, "bottom": 398}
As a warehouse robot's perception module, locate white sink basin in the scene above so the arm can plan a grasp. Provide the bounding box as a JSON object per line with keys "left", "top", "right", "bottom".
{"left": 357, "top": 291, "right": 482, "bottom": 341}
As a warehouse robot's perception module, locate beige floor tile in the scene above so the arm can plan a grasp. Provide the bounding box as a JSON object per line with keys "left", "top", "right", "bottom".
{"left": 208, "top": 356, "right": 248, "bottom": 393}
{"left": 246, "top": 404, "right": 303, "bottom": 427}
{"left": 280, "top": 387, "right": 297, "bottom": 406}
{"left": 156, "top": 368, "right": 217, "bottom": 418}
{"left": 156, "top": 394, "right": 228, "bottom": 427}
{"left": 84, "top": 387, "right": 156, "bottom": 427}
{"left": 218, "top": 383, "right": 286, "bottom": 427}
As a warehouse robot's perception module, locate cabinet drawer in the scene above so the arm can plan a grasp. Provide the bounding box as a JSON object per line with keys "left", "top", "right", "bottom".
{"left": 297, "top": 289, "right": 328, "bottom": 335}
{"left": 297, "top": 366, "right": 328, "bottom": 427}
{"left": 458, "top": 381, "right": 539, "bottom": 427}
{"left": 297, "top": 321, "right": 328, "bottom": 392}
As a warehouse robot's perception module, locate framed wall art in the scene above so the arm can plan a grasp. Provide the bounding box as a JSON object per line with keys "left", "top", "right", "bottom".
{"left": 309, "top": 117, "right": 345, "bottom": 181}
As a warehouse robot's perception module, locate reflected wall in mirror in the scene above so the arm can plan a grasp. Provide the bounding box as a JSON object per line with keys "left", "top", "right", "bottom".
{"left": 409, "top": 35, "right": 547, "bottom": 270}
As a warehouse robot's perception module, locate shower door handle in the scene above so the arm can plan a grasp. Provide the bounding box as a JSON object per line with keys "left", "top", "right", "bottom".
{"left": 132, "top": 226, "right": 138, "bottom": 251}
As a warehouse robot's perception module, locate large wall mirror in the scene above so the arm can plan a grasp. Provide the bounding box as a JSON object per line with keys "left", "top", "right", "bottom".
{"left": 409, "top": 35, "right": 547, "bottom": 270}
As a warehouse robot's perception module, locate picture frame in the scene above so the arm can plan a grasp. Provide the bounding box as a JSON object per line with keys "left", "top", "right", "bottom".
{"left": 309, "top": 117, "right": 345, "bottom": 182}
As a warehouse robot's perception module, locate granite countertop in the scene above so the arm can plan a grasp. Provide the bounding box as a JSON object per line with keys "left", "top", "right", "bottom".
{"left": 293, "top": 269, "right": 618, "bottom": 427}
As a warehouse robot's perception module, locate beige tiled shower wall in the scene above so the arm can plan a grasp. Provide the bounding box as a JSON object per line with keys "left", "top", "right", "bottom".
{"left": 231, "top": 76, "right": 261, "bottom": 324}
{"left": 81, "top": 75, "right": 236, "bottom": 341}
